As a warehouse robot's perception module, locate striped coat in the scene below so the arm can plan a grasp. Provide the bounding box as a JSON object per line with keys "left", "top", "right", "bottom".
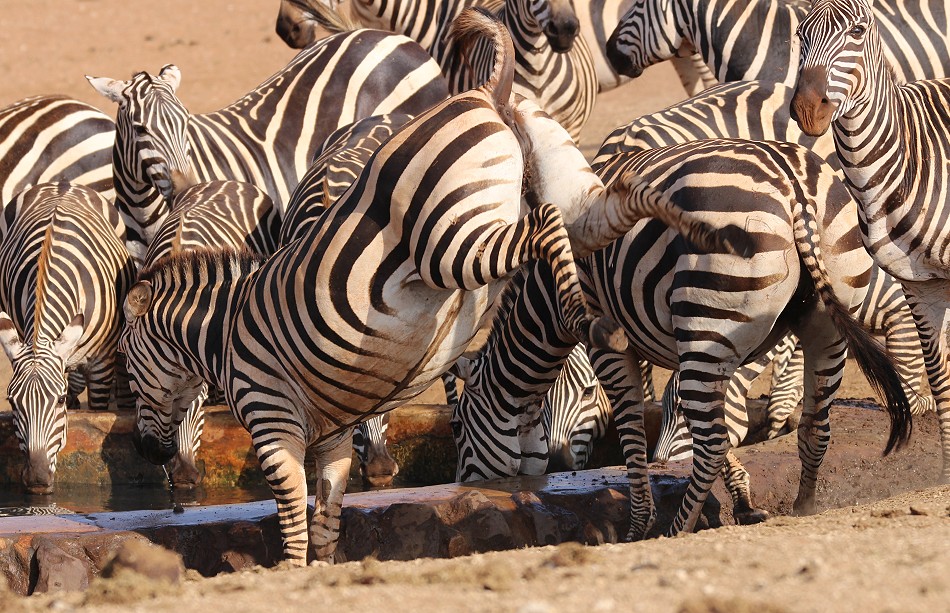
{"left": 0, "top": 182, "right": 136, "bottom": 494}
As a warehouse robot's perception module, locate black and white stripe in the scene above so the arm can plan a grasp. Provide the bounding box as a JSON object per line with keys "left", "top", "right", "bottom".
{"left": 452, "top": 129, "right": 911, "bottom": 538}
{"left": 282, "top": 0, "right": 598, "bottom": 139}
{"left": 0, "top": 182, "right": 136, "bottom": 494}
{"left": 790, "top": 0, "right": 950, "bottom": 483}
{"left": 119, "top": 10, "right": 740, "bottom": 564}
{"left": 0, "top": 95, "right": 114, "bottom": 203}
{"left": 87, "top": 28, "right": 449, "bottom": 250}
{"left": 605, "top": 0, "right": 950, "bottom": 88}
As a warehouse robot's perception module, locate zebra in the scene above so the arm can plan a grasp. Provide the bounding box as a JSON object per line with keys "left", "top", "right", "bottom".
{"left": 275, "top": 0, "right": 359, "bottom": 48}
{"left": 450, "top": 126, "right": 912, "bottom": 534}
{"left": 0, "top": 95, "right": 114, "bottom": 203}
{"left": 86, "top": 26, "right": 449, "bottom": 252}
{"left": 790, "top": 0, "right": 950, "bottom": 483}
{"left": 138, "top": 180, "right": 281, "bottom": 489}
{"left": 605, "top": 0, "right": 950, "bottom": 90}
{"left": 0, "top": 182, "right": 137, "bottom": 494}
{"left": 282, "top": 0, "right": 598, "bottom": 141}
{"left": 119, "top": 9, "right": 746, "bottom": 564}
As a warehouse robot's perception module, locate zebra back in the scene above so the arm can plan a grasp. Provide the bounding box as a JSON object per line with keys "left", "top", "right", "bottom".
{"left": 0, "top": 96, "right": 114, "bottom": 204}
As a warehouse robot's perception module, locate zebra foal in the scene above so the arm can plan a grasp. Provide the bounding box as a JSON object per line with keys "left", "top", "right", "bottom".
{"left": 790, "top": 0, "right": 950, "bottom": 483}
{"left": 87, "top": 27, "right": 449, "bottom": 251}
{"left": 120, "top": 9, "right": 746, "bottom": 564}
{"left": 0, "top": 182, "right": 136, "bottom": 494}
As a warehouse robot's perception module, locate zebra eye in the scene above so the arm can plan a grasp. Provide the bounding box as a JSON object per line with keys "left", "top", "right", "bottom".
{"left": 581, "top": 386, "right": 596, "bottom": 401}
{"left": 132, "top": 124, "right": 149, "bottom": 136}
{"left": 57, "top": 395, "right": 67, "bottom": 406}
{"left": 849, "top": 25, "right": 865, "bottom": 36}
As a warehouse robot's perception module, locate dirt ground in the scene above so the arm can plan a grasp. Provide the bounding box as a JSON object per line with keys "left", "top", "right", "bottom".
{"left": 1, "top": 1, "right": 949, "bottom": 611}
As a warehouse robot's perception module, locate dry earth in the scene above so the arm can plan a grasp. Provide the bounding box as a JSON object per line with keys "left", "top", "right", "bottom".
{"left": 1, "top": 1, "right": 949, "bottom": 611}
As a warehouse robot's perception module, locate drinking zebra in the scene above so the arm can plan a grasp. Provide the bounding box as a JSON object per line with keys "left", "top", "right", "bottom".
{"left": 120, "top": 9, "right": 746, "bottom": 563}
{"left": 790, "top": 0, "right": 950, "bottom": 483}
{"left": 0, "top": 95, "right": 114, "bottom": 203}
{"left": 605, "top": 0, "right": 950, "bottom": 88}
{"left": 278, "top": 0, "right": 597, "bottom": 140}
{"left": 136, "top": 180, "right": 281, "bottom": 489}
{"left": 86, "top": 27, "right": 449, "bottom": 251}
{"left": 451, "top": 127, "right": 912, "bottom": 534}
{"left": 0, "top": 182, "right": 137, "bottom": 494}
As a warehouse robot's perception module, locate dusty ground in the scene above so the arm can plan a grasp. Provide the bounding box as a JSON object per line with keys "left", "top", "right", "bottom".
{"left": 1, "top": 1, "right": 949, "bottom": 610}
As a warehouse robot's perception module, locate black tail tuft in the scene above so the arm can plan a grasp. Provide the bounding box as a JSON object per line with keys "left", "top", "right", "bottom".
{"left": 827, "top": 299, "right": 912, "bottom": 455}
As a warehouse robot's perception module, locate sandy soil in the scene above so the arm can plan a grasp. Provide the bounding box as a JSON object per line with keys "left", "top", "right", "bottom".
{"left": 1, "top": 1, "right": 948, "bottom": 611}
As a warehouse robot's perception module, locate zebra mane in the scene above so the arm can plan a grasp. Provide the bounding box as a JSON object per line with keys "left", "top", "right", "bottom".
{"left": 136, "top": 246, "right": 266, "bottom": 286}
{"left": 32, "top": 210, "right": 58, "bottom": 343}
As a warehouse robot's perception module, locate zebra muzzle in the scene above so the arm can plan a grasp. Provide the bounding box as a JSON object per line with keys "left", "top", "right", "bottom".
{"left": 132, "top": 426, "right": 178, "bottom": 466}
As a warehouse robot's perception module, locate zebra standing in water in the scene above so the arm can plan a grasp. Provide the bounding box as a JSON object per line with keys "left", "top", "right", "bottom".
{"left": 0, "top": 183, "right": 136, "bottom": 494}
{"left": 790, "top": 0, "right": 950, "bottom": 483}
{"left": 86, "top": 26, "right": 448, "bottom": 252}
{"left": 605, "top": 0, "right": 950, "bottom": 89}
{"left": 138, "top": 180, "right": 281, "bottom": 489}
{"left": 0, "top": 96, "right": 114, "bottom": 203}
{"left": 279, "top": 0, "right": 598, "bottom": 140}
{"left": 451, "top": 104, "right": 911, "bottom": 533}
{"left": 120, "top": 9, "right": 745, "bottom": 564}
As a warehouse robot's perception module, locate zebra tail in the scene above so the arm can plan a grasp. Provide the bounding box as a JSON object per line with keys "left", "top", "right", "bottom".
{"left": 448, "top": 8, "right": 515, "bottom": 114}
{"left": 791, "top": 201, "right": 912, "bottom": 455}
{"left": 297, "top": 0, "right": 363, "bottom": 33}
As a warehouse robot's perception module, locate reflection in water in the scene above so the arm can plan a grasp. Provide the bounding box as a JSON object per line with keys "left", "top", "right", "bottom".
{"left": 0, "top": 473, "right": 419, "bottom": 516}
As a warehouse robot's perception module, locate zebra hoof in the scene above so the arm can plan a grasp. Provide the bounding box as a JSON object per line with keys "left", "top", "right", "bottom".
{"left": 734, "top": 508, "right": 770, "bottom": 525}
{"left": 589, "top": 316, "right": 627, "bottom": 352}
{"left": 718, "top": 223, "right": 755, "bottom": 259}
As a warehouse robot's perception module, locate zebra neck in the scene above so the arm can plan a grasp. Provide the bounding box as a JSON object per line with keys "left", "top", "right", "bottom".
{"left": 111, "top": 152, "right": 169, "bottom": 247}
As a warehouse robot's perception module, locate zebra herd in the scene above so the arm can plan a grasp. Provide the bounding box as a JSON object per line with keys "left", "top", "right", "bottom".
{"left": 0, "top": 0, "right": 946, "bottom": 565}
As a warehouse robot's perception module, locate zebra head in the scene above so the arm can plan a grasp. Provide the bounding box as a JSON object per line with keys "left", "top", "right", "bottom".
{"left": 87, "top": 65, "right": 199, "bottom": 203}
{"left": 119, "top": 281, "right": 205, "bottom": 466}
{"left": 520, "top": 0, "right": 581, "bottom": 53}
{"left": 542, "top": 344, "right": 611, "bottom": 472}
{"left": 790, "top": 0, "right": 878, "bottom": 136}
{"left": 449, "top": 356, "right": 550, "bottom": 482}
{"left": 605, "top": 0, "right": 680, "bottom": 78}
{"left": 0, "top": 312, "right": 84, "bottom": 494}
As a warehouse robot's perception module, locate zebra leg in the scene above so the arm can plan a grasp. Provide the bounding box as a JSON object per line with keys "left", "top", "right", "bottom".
{"left": 586, "top": 347, "right": 655, "bottom": 541}
{"left": 426, "top": 202, "right": 624, "bottom": 352}
{"left": 721, "top": 450, "right": 769, "bottom": 525}
{"left": 639, "top": 360, "right": 655, "bottom": 403}
{"left": 85, "top": 356, "right": 117, "bottom": 411}
{"left": 113, "top": 351, "right": 136, "bottom": 411}
{"left": 901, "top": 282, "right": 950, "bottom": 483}
{"left": 667, "top": 361, "right": 731, "bottom": 536}
{"left": 248, "top": 416, "right": 310, "bottom": 565}
{"left": 880, "top": 296, "right": 934, "bottom": 416}
{"left": 791, "top": 316, "right": 847, "bottom": 516}
{"left": 765, "top": 336, "right": 804, "bottom": 438}
{"left": 310, "top": 430, "right": 353, "bottom": 564}
{"left": 441, "top": 371, "right": 459, "bottom": 407}
{"left": 66, "top": 369, "right": 85, "bottom": 410}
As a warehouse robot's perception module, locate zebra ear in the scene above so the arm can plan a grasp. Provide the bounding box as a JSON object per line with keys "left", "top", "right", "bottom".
{"left": 85, "top": 75, "right": 129, "bottom": 104}
{"left": 124, "top": 281, "right": 154, "bottom": 322}
{"left": 158, "top": 65, "right": 182, "bottom": 92}
{"left": 451, "top": 356, "right": 474, "bottom": 382}
{"left": 53, "top": 314, "right": 85, "bottom": 359}
{"left": 0, "top": 312, "right": 24, "bottom": 362}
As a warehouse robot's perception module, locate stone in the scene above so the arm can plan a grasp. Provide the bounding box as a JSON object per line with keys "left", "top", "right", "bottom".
{"left": 33, "top": 539, "right": 90, "bottom": 593}
{"left": 101, "top": 539, "right": 184, "bottom": 584}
